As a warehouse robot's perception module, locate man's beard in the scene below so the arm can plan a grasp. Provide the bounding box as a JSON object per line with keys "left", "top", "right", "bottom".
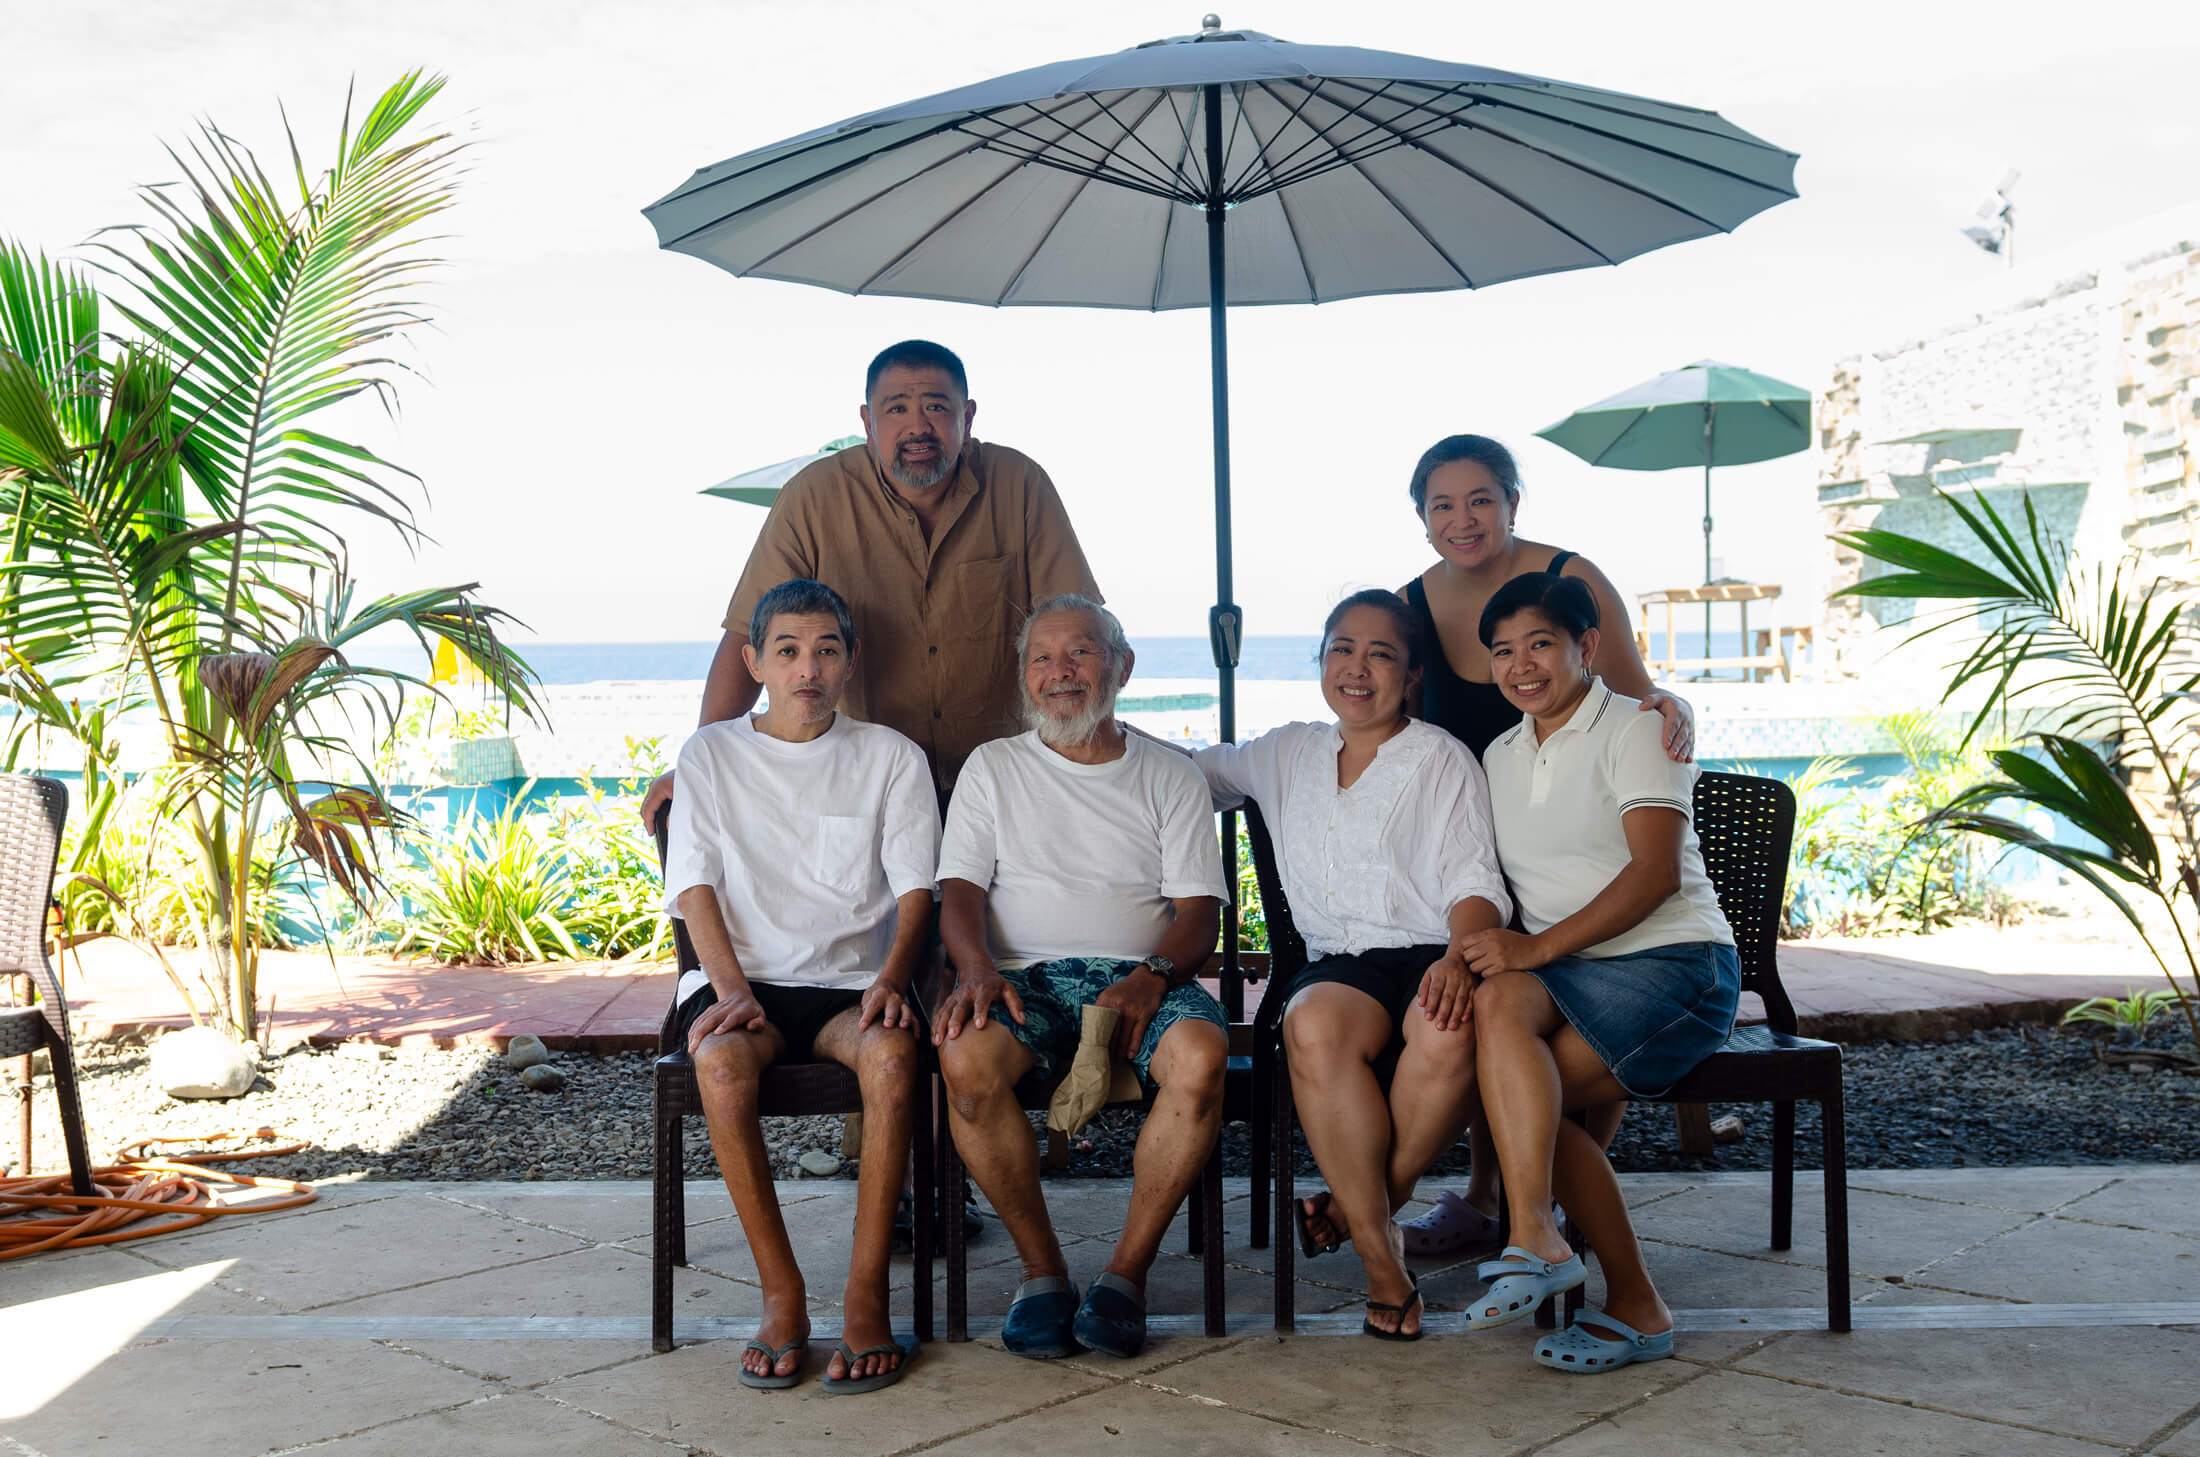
{"left": 1022, "top": 678, "right": 1120, "bottom": 749}
{"left": 888, "top": 442, "right": 954, "bottom": 490}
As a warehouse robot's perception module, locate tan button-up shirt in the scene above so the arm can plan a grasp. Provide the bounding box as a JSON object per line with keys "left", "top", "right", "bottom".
{"left": 724, "top": 439, "right": 1100, "bottom": 793}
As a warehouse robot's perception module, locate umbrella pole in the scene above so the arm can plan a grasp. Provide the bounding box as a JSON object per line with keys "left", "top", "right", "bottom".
{"left": 1701, "top": 410, "right": 1714, "bottom": 669}
{"left": 1203, "top": 83, "right": 1244, "bottom": 1023}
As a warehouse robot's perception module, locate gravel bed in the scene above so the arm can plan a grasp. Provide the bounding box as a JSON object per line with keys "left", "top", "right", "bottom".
{"left": 10, "top": 1023, "right": 2197, "bottom": 1185}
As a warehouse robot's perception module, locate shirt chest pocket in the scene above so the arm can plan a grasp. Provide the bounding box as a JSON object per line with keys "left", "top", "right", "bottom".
{"left": 948, "top": 554, "right": 1013, "bottom": 638}
{"left": 812, "top": 814, "right": 878, "bottom": 898}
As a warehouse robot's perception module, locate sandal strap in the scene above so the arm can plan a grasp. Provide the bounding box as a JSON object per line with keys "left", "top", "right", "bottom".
{"left": 834, "top": 1339, "right": 909, "bottom": 1363}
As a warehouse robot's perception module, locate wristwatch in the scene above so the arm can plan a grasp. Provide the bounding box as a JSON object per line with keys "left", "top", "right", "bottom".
{"left": 1135, "top": 956, "right": 1175, "bottom": 987}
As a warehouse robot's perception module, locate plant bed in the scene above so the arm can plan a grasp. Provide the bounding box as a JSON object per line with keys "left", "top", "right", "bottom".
{"left": 10, "top": 1022, "right": 2195, "bottom": 1186}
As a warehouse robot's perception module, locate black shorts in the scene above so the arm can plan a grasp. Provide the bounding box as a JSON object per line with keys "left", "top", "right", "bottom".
{"left": 674, "top": 982, "right": 864, "bottom": 1061}
{"left": 1286, "top": 943, "right": 1449, "bottom": 1055}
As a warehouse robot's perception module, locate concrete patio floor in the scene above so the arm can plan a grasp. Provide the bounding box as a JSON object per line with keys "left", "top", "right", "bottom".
{"left": 5, "top": 1165, "right": 2198, "bottom": 1456}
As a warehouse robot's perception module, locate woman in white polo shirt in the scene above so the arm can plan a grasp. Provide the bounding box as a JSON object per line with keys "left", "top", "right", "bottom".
{"left": 1458, "top": 571, "right": 1739, "bottom": 1374}
{"left": 1186, "top": 589, "right": 1511, "bottom": 1341}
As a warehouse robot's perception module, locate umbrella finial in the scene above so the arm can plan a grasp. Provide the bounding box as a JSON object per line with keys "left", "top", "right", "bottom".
{"left": 1202, "top": 13, "right": 1221, "bottom": 31}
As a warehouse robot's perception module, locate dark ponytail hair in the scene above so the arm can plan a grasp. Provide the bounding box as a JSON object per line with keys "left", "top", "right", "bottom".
{"left": 1408, "top": 434, "right": 1522, "bottom": 516}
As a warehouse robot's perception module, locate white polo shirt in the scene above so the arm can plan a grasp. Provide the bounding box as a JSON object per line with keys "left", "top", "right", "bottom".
{"left": 1481, "top": 680, "right": 1732, "bottom": 959}
{"left": 937, "top": 730, "right": 1228, "bottom": 969}
{"left": 663, "top": 714, "right": 941, "bottom": 999}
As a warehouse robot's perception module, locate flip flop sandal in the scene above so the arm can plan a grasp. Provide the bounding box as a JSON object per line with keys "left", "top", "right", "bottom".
{"left": 1398, "top": 1191, "right": 1503, "bottom": 1258}
{"left": 1533, "top": 1311, "right": 1674, "bottom": 1373}
{"left": 1362, "top": 1273, "right": 1425, "bottom": 1342}
{"left": 1071, "top": 1272, "right": 1148, "bottom": 1359}
{"left": 820, "top": 1337, "right": 918, "bottom": 1395}
{"left": 1000, "top": 1275, "right": 1082, "bottom": 1359}
{"left": 736, "top": 1338, "right": 808, "bottom": 1389}
{"left": 1296, "top": 1191, "right": 1343, "bottom": 1260}
{"left": 1468, "top": 1245, "right": 1587, "bottom": 1331}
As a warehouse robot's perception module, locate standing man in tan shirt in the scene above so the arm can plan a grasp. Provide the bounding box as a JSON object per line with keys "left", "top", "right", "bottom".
{"left": 643, "top": 338, "right": 1102, "bottom": 814}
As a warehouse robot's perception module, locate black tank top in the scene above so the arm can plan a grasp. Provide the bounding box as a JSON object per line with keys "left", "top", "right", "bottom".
{"left": 1404, "top": 551, "right": 1576, "bottom": 759}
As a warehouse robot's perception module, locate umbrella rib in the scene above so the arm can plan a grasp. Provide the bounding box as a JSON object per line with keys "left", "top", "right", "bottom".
{"left": 1073, "top": 89, "right": 1213, "bottom": 199}
{"left": 1149, "top": 90, "right": 1203, "bottom": 310}
{"left": 995, "top": 89, "right": 1186, "bottom": 305}
{"left": 962, "top": 94, "right": 1195, "bottom": 201}
{"left": 1231, "top": 83, "right": 1490, "bottom": 201}
{"left": 733, "top": 131, "right": 1012, "bottom": 272}
{"left": 1222, "top": 76, "right": 1338, "bottom": 197}
{"left": 653, "top": 116, "right": 988, "bottom": 251}
{"left": 1254, "top": 82, "right": 1622, "bottom": 265}
{"left": 1469, "top": 93, "right": 1794, "bottom": 214}
{"left": 1230, "top": 85, "right": 1319, "bottom": 296}
{"left": 1228, "top": 78, "right": 1427, "bottom": 196}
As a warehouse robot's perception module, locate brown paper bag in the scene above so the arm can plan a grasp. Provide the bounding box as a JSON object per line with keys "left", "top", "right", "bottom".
{"left": 1045, "top": 1002, "right": 1145, "bottom": 1136}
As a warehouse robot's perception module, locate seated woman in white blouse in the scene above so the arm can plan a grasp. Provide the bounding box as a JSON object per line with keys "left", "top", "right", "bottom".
{"left": 1459, "top": 571, "right": 1739, "bottom": 1374}
{"left": 1187, "top": 589, "right": 1510, "bottom": 1340}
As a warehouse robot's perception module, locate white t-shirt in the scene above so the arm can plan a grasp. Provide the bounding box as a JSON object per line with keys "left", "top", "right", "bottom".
{"left": 663, "top": 714, "right": 940, "bottom": 999}
{"left": 1481, "top": 680, "right": 1733, "bottom": 958}
{"left": 1194, "top": 718, "right": 1511, "bottom": 960}
{"left": 937, "top": 731, "right": 1228, "bottom": 969}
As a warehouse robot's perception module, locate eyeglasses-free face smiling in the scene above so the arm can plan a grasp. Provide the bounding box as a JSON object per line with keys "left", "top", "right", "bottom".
{"left": 1321, "top": 604, "right": 1415, "bottom": 730}
{"left": 1421, "top": 459, "right": 1514, "bottom": 570}
{"left": 1488, "top": 606, "right": 1600, "bottom": 728}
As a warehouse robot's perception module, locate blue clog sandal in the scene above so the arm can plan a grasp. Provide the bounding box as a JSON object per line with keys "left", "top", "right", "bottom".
{"left": 1533, "top": 1310, "right": 1675, "bottom": 1372}
{"left": 1071, "top": 1272, "right": 1147, "bottom": 1358}
{"left": 1001, "top": 1275, "right": 1082, "bottom": 1360}
{"left": 1468, "top": 1245, "right": 1587, "bottom": 1331}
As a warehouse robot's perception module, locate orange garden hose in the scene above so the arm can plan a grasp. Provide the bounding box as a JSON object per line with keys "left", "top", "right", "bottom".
{"left": 0, "top": 1128, "right": 318, "bottom": 1261}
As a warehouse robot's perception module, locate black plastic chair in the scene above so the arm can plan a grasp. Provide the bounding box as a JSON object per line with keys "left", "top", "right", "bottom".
{"left": 1647, "top": 771, "right": 1849, "bottom": 1332}
{"left": 649, "top": 807, "right": 936, "bottom": 1352}
{"left": 0, "top": 776, "right": 90, "bottom": 1196}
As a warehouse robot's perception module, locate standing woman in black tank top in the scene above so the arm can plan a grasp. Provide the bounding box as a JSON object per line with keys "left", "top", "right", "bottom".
{"left": 1391, "top": 433, "right": 1692, "bottom": 1258}
{"left": 1398, "top": 435, "right": 1693, "bottom": 761}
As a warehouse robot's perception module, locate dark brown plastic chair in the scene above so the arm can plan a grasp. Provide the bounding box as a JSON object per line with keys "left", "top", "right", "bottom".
{"left": 940, "top": 1053, "right": 1227, "bottom": 1340}
{"left": 0, "top": 775, "right": 92, "bottom": 1196}
{"left": 649, "top": 808, "right": 936, "bottom": 1352}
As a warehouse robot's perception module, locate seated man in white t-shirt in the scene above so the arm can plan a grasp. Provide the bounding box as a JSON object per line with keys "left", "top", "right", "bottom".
{"left": 932, "top": 595, "right": 1230, "bottom": 1362}
{"left": 664, "top": 578, "right": 940, "bottom": 1396}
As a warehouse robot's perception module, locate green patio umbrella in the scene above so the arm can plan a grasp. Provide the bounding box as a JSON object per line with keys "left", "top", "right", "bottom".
{"left": 701, "top": 436, "right": 865, "bottom": 507}
{"left": 1536, "top": 360, "right": 1810, "bottom": 662}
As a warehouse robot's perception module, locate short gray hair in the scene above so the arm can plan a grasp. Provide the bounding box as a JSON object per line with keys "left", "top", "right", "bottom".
{"left": 749, "top": 578, "right": 857, "bottom": 651}
{"left": 1019, "top": 594, "right": 1129, "bottom": 668}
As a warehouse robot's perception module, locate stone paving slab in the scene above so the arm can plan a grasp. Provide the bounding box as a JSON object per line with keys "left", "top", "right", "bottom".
{"left": 6, "top": 1167, "right": 2197, "bottom": 1457}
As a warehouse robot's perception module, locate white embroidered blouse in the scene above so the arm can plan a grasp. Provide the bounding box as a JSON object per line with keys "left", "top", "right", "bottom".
{"left": 1193, "top": 719, "right": 1510, "bottom": 960}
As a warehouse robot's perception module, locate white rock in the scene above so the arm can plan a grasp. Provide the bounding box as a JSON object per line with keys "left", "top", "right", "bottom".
{"left": 519, "top": 1064, "right": 567, "bottom": 1092}
{"left": 797, "top": 1150, "right": 842, "bottom": 1178}
{"left": 150, "top": 1025, "right": 258, "bottom": 1100}
{"left": 505, "top": 1034, "right": 551, "bottom": 1070}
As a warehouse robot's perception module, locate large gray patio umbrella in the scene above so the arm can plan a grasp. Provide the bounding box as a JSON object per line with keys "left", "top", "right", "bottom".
{"left": 642, "top": 16, "right": 1800, "bottom": 747}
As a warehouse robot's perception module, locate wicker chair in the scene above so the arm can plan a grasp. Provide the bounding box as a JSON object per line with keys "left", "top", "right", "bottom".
{"left": 1250, "top": 774, "right": 1848, "bottom": 1333}
{"left": 648, "top": 808, "right": 936, "bottom": 1352}
{"left": 0, "top": 775, "right": 91, "bottom": 1195}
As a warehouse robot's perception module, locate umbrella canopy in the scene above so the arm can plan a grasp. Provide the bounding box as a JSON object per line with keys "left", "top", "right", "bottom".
{"left": 701, "top": 436, "right": 867, "bottom": 508}
{"left": 1534, "top": 359, "right": 1810, "bottom": 472}
{"left": 1535, "top": 359, "right": 1811, "bottom": 658}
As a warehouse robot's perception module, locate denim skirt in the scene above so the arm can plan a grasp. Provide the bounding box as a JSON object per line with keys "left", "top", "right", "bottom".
{"left": 1528, "top": 941, "right": 1740, "bottom": 1098}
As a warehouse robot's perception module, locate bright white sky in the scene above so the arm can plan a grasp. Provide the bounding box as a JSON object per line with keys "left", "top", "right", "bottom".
{"left": 10, "top": 0, "right": 2200, "bottom": 649}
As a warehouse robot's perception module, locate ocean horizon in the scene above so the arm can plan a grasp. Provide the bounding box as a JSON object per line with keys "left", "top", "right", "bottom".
{"left": 349, "top": 631, "right": 1761, "bottom": 686}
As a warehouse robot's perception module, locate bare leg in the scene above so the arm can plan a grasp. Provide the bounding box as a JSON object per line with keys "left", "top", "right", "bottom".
{"left": 1474, "top": 972, "right": 1670, "bottom": 1340}
{"left": 1383, "top": 1003, "right": 1479, "bottom": 1210}
{"left": 813, "top": 1009, "right": 918, "bottom": 1382}
{"left": 1106, "top": 1019, "right": 1227, "bottom": 1284}
{"left": 938, "top": 1020, "right": 1060, "bottom": 1282}
{"left": 694, "top": 1023, "right": 807, "bottom": 1382}
{"left": 1283, "top": 984, "right": 1420, "bottom": 1335}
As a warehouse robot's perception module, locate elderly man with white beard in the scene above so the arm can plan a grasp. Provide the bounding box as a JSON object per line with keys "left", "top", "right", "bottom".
{"left": 931, "top": 595, "right": 1231, "bottom": 1361}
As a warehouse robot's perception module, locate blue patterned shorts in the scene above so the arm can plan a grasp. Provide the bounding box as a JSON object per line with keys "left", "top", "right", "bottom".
{"left": 987, "top": 957, "right": 1227, "bottom": 1092}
